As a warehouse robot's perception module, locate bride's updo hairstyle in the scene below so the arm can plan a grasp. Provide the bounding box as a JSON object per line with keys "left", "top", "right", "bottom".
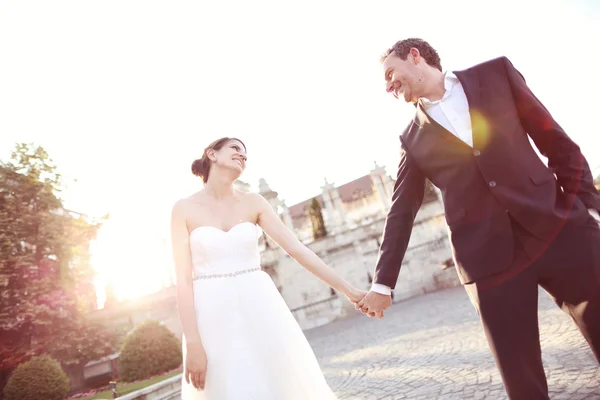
{"left": 191, "top": 137, "right": 247, "bottom": 184}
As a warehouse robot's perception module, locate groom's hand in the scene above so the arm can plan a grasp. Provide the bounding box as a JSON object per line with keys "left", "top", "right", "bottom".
{"left": 356, "top": 291, "right": 391, "bottom": 319}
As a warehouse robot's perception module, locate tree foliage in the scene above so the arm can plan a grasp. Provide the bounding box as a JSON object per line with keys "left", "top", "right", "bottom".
{"left": 308, "top": 197, "right": 327, "bottom": 240}
{"left": 0, "top": 143, "right": 117, "bottom": 387}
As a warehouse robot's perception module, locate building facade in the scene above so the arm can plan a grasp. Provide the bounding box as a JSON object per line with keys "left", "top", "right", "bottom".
{"left": 256, "top": 164, "right": 458, "bottom": 330}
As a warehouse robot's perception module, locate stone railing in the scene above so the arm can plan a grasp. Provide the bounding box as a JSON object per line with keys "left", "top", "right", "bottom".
{"left": 116, "top": 373, "right": 182, "bottom": 400}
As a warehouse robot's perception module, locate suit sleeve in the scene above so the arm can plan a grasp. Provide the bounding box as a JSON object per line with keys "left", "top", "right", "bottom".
{"left": 373, "top": 140, "right": 426, "bottom": 289}
{"left": 502, "top": 56, "right": 600, "bottom": 212}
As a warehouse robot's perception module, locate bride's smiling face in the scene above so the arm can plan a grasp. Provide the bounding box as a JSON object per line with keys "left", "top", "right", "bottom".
{"left": 210, "top": 139, "right": 247, "bottom": 175}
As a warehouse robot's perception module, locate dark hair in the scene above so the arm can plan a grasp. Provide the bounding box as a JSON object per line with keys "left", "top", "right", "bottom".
{"left": 191, "top": 137, "right": 246, "bottom": 183}
{"left": 381, "top": 38, "right": 442, "bottom": 72}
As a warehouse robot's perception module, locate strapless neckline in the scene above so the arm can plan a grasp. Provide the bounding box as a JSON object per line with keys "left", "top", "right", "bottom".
{"left": 189, "top": 221, "right": 256, "bottom": 236}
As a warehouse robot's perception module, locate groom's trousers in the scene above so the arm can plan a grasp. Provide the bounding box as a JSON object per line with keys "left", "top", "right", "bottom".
{"left": 464, "top": 214, "right": 600, "bottom": 400}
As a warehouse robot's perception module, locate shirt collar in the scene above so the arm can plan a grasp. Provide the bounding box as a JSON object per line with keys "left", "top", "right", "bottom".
{"left": 419, "top": 71, "right": 458, "bottom": 109}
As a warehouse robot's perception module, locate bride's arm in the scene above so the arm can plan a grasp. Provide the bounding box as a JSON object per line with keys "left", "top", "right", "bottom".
{"left": 252, "top": 194, "right": 364, "bottom": 302}
{"left": 171, "top": 200, "right": 207, "bottom": 389}
{"left": 171, "top": 200, "right": 203, "bottom": 345}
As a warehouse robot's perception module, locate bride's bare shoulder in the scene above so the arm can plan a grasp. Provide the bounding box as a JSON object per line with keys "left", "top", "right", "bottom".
{"left": 239, "top": 191, "right": 271, "bottom": 212}
{"left": 238, "top": 190, "right": 262, "bottom": 203}
{"left": 172, "top": 190, "right": 207, "bottom": 215}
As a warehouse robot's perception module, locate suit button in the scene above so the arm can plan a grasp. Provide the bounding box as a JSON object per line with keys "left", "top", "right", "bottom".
{"left": 489, "top": 181, "right": 497, "bottom": 187}
{"left": 473, "top": 149, "right": 481, "bottom": 156}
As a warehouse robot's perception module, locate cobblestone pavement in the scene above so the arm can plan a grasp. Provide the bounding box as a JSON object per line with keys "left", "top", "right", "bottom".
{"left": 305, "top": 287, "right": 600, "bottom": 400}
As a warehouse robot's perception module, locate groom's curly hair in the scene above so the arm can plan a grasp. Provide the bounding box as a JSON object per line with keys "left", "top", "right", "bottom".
{"left": 381, "top": 38, "right": 442, "bottom": 72}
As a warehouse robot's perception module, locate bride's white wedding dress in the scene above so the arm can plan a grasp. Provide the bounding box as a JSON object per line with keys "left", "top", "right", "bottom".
{"left": 180, "top": 221, "right": 337, "bottom": 400}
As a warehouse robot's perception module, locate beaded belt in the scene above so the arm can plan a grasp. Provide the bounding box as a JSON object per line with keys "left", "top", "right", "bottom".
{"left": 194, "top": 267, "right": 262, "bottom": 281}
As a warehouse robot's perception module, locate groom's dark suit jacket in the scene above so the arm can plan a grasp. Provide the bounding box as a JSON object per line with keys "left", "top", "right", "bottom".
{"left": 374, "top": 56, "right": 600, "bottom": 287}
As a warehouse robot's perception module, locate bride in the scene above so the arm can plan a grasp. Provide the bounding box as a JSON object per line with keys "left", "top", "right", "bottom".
{"left": 171, "top": 137, "right": 366, "bottom": 399}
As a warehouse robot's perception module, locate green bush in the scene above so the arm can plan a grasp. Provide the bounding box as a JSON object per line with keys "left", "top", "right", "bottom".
{"left": 3, "top": 355, "right": 70, "bottom": 400}
{"left": 118, "top": 320, "right": 182, "bottom": 382}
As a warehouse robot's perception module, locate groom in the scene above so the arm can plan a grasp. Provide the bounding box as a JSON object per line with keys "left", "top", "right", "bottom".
{"left": 356, "top": 38, "right": 600, "bottom": 399}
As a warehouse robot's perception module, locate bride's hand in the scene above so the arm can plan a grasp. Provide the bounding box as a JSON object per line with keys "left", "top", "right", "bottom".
{"left": 185, "top": 342, "right": 208, "bottom": 390}
{"left": 345, "top": 286, "right": 368, "bottom": 304}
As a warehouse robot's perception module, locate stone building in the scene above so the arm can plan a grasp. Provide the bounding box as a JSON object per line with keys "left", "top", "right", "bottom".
{"left": 255, "top": 164, "right": 458, "bottom": 330}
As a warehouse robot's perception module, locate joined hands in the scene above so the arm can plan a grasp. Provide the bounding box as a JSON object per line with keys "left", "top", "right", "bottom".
{"left": 344, "top": 287, "right": 392, "bottom": 320}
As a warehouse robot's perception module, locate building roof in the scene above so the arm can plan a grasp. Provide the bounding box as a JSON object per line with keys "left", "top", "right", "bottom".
{"left": 287, "top": 173, "right": 438, "bottom": 223}
{"left": 288, "top": 174, "right": 376, "bottom": 220}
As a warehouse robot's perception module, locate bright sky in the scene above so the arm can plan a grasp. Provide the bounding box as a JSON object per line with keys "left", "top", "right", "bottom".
{"left": 1, "top": 0, "right": 599, "bottom": 304}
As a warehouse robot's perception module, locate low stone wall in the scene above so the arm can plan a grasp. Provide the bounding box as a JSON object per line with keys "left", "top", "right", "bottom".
{"left": 390, "top": 235, "right": 460, "bottom": 303}
{"left": 116, "top": 374, "right": 181, "bottom": 400}
{"left": 290, "top": 295, "right": 344, "bottom": 331}
{"left": 276, "top": 201, "right": 460, "bottom": 330}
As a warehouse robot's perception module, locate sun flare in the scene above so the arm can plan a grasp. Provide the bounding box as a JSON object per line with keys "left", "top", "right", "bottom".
{"left": 90, "top": 218, "right": 175, "bottom": 308}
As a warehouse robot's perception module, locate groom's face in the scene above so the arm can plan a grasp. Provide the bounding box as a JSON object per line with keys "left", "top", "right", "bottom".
{"left": 382, "top": 50, "right": 425, "bottom": 104}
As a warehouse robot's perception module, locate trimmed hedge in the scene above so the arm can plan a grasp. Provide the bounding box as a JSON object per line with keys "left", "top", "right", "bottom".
{"left": 118, "top": 320, "right": 182, "bottom": 382}
{"left": 3, "top": 355, "right": 70, "bottom": 400}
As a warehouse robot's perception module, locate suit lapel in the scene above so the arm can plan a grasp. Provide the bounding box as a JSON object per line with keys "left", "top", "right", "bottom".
{"left": 413, "top": 101, "right": 471, "bottom": 150}
{"left": 453, "top": 68, "right": 489, "bottom": 149}
{"left": 453, "top": 68, "right": 481, "bottom": 110}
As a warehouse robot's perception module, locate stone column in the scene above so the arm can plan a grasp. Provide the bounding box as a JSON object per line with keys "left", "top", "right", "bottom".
{"left": 258, "top": 178, "right": 280, "bottom": 212}
{"left": 382, "top": 170, "right": 395, "bottom": 200}
{"left": 330, "top": 186, "right": 347, "bottom": 222}
{"left": 234, "top": 179, "right": 251, "bottom": 192}
{"left": 320, "top": 179, "right": 336, "bottom": 232}
{"left": 279, "top": 201, "right": 294, "bottom": 230}
{"left": 370, "top": 162, "right": 391, "bottom": 211}
{"left": 321, "top": 179, "right": 347, "bottom": 232}
{"left": 258, "top": 178, "right": 287, "bottom": 247}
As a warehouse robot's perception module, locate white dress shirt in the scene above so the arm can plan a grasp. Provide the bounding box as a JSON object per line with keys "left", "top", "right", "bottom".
{"left": 419, "top": 72, "right": 472, "bottom": 146}
{"left": 371, "top": 72, "right": 600, "bottom": 296}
